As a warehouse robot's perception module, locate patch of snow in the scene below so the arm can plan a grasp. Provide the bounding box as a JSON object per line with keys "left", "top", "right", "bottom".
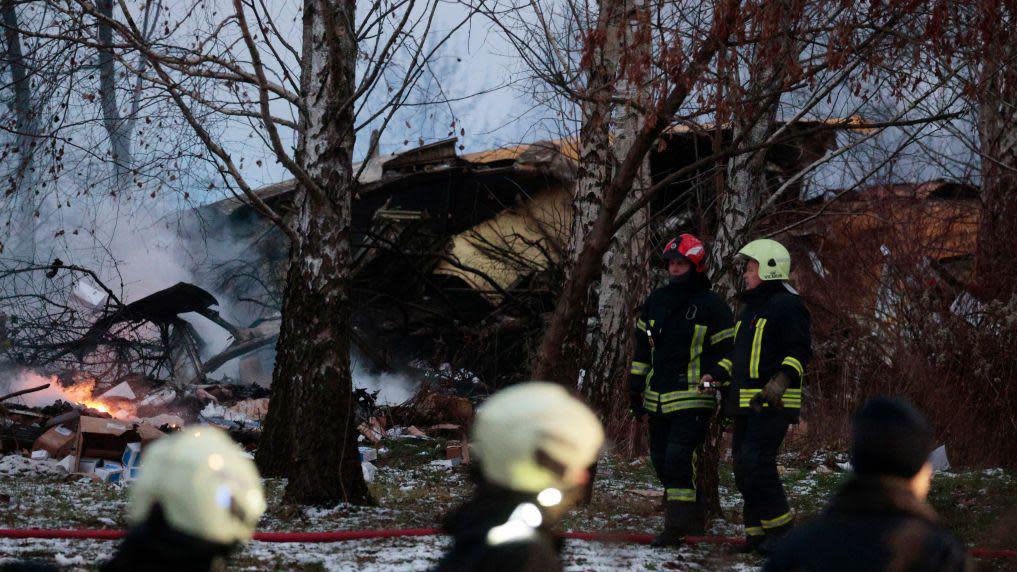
{"left": 0, "top": 454, "right": 66, "bottom": 477}
{"left": 54, "top": 553, "right": 86, "bottom": 566}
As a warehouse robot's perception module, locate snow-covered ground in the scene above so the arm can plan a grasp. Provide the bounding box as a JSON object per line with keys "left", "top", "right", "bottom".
{"left": 3, "top": 439, "right": 1011, "bottom": 570}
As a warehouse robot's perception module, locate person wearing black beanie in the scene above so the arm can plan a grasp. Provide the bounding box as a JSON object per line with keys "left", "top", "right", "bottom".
{"left": 763, "top": 397, "right": 973, "bottom": 572}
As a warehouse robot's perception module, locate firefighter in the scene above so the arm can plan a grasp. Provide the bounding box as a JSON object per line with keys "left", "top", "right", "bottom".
{"left": 699, "top": 238, "right": 811, "bottom": 554}
{"left": 764, "top": 397, "right": 973, "bottom": 572}
{"left": 628, "top": 234, "right": 735, "bottom": 546}
{"left": 101, "top": 427, "right": 267, "bottom": 572}
{"left": 433, "top": 382, "right": 604, "bottom": 572}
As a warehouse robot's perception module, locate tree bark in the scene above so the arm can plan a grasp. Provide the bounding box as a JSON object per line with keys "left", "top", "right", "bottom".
{"left": 2, "top": 0, "right": 39, "bottom": 260}
{"left": 550, "top": 0, "right": 626, "bottom": 391}
{"left": 255, "top": 0, "right": 372, "bottom": 506}
{"left": 531, "top": 0, "right": 738, "bottom": 384}
{"left": 975, "top": 35, "right": 1017, "bottom": 302}
{"left": 97, "top": 0, "right": 133, "bottom": 191}
{"left": 583, "top": 1, "right": 652, "bottom": 423}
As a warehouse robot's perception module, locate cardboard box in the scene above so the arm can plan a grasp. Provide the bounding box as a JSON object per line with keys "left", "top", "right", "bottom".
{"left": 76, "top": 417, "right": 132, "bottom": 467}
{"left": 73, "top": 418, "right": 165, "bottom": 472}
{"left": 121, "top": 443, "right": 142, "bottom": 468}
{"left": 445, "top": 441, "right": 463, "bottom": 461}
{"left": 78, "top": 457, "right": 100, "bottom": 473}
{"left": 33, "top": 425, "right": 77, "bottom": 459}
{"left": 134, "top": 422, "right": 165, "bottom": 444}
{"left": 358, "top": 447, "right": 378, "bottom": 462}
{"left": 57, "top": 455, "right": 75, "bottom": 472}
{"left": 94, "top": 465, "right": 123, "bottom": 483}
{"left": 140, "top": 413, "right": 185, "bottom": 428}
{"left": 30, "top": 449, "right": 50, "bottom": 460}
{"left": 125, "top": 465, "right": 141, "bottom": 481}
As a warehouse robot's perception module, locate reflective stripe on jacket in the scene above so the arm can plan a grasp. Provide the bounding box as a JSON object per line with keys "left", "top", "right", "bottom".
{"left": 628, "top": 273, "right": 734, "bottom": 415}
{"left": 710, "top": 281, "right": 812, "bottom": 417}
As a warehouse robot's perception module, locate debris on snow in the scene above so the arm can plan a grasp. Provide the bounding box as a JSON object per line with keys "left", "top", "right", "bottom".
{"left": 930, "top": 445, "right": 951, "bottom": 472}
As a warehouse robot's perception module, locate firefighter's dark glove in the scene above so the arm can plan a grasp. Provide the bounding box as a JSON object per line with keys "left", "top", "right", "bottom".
{"left": 750, "top": 372, "right": 792, "bottom": 412}
{"left": 629, "top": 391, "right": 645, "bottom": 420}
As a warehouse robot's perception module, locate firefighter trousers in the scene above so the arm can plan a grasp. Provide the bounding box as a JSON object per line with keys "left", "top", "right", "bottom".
{"left": 648, "top": 410, "right": 711, "bottom": 504}
{"left": 732, "top": 411, "right": 794, "bottom": 542}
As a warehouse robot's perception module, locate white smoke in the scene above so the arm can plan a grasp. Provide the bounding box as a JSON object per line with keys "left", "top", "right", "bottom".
{"left": 350, "top": 351, "right": 419, "bottom": 406}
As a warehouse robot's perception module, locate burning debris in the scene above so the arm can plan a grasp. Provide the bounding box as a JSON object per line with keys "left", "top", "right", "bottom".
{"left": 0, "top": 363, "right": 275, "bottom": 483}
{"left": 2, "top": 357, "right": 485, "bottom": 491}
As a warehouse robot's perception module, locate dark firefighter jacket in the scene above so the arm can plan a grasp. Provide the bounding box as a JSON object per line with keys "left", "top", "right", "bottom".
{"left": 628, "top": 273, "right": 735, "bottom": 415}
{"left": 763, "top": 476, "right": 974, "bottom": 572}
{"left": 432, "top": 484, "right": 563, "bottom": 572}
{"left": 101, "top": 505, "right": 238, "bottom": 572}
{"left": 710, "top": 281, "right": 812, "bottom": 418}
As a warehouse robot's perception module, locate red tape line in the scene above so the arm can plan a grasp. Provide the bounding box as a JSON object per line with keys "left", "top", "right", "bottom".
{"left": 0, "top": 529, "right": 1012, "bottom": 558}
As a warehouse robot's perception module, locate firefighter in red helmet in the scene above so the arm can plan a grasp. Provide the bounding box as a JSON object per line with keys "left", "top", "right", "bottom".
{"left": 628, "top": 234, "right": 734, "bottom": 545}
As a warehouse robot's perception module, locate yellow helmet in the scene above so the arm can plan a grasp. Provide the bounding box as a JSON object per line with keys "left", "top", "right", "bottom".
{"left": 739, "top": 239, "right": 791, "bottom": 281}
{"left": 472, "top": 382, "right": 604, "bottom": 493}
{"left": 128, "top": 427, "right": 266, "bottom": 545}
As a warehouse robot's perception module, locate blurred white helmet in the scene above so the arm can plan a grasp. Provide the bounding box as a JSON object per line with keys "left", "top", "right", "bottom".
{"left": 129, "top": 426, "right": 266, "bottom": 545}
{"left": 471, "top": 382, "right": 604, "bottom": 493}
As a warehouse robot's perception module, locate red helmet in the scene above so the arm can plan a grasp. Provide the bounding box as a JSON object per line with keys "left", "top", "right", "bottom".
{"left": 661, "top": 234, "right": 707, "bottom": 272}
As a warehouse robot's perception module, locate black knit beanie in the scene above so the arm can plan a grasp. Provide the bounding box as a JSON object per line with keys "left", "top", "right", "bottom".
{"left": 850, "top": 397, "right": 934, "bottom": 479}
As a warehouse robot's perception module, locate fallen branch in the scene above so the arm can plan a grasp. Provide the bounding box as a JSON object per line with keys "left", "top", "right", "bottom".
{"left": 0, "top": 383, "right": 50, "bottom": 403}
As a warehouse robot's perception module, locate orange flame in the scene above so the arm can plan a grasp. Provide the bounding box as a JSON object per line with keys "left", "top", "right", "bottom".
{"left": 53, "top": 378, "right": 135, "bottom": 419}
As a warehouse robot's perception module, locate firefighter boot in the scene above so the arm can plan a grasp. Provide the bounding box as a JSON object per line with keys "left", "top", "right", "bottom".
{"left": 651, "top": 501, "right": 702, "bottom": 547}
{"left": 756, "top": 522, "right": 794, "bottom": 555}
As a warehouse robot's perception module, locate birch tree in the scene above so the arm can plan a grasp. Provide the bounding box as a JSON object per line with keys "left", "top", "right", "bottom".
{"left": 47, "top": 0, "right": 481, "bottom": 504}
{"left": 582, "top": 0, "right": 653, "bottom": 422}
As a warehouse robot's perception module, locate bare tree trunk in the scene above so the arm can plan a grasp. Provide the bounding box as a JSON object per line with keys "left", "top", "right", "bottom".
{"left": 97, "top": 0, "right": 132, "bottom": 190}
{"left": 255, "top": 0, "right": 372, "bottom": 506}
{"left": 976, "top": 39, "right": 1017, "bottom": 302}
{"left": 583, "top": 1, "right": 652, "bottom": 423}
{"left": 551, "top": 0, "right": 626, "bottom": 390}
{"left": 2, "top": 0, "right": 38, "bottom": 260}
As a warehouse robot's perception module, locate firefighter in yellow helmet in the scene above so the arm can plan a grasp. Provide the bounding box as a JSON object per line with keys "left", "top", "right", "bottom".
{"left": 433, "top": 382, "right": 605, "bottom": 572}
{"left": 700, "top": 239, "right": 812, "bottom": 554}
{"left": 102, "top": 427, "right": 266, "bottom": 572}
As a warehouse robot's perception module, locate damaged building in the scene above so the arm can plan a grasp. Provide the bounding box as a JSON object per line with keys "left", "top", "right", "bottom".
{"left": 787, "top": 179, "right": 981, "bottom": 324}
{"left": 184, "top": 122, "right": 840, "bottom": 390}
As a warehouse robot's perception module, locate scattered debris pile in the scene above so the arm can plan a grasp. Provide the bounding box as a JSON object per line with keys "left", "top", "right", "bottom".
{"left": 0, "top": 369, "right": 272, "bottom": 482}
{"left": 354, "top": 380, "right": 479, "bottom": 481}
{"left": 2, "top": 364, "right": 486, "bottom": 486}
{"left": 1, "top": 382, "right": 167, "bottom": 483}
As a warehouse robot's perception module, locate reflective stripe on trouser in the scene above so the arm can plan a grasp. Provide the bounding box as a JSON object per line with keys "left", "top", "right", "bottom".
{"left": 732, "top": 412, "right": 794, "bottom": 538}
{"left": 648, "top": 410, "right": 711, "bottom": 505}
